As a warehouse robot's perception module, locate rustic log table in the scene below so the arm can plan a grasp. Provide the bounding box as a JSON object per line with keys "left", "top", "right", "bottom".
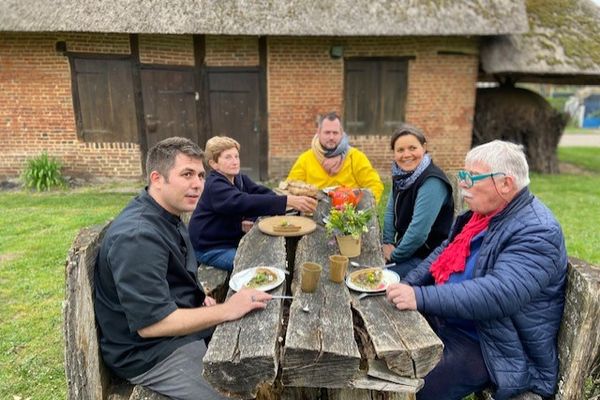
{"left": 203, "top": 192, "right": 443, "bottom": 400}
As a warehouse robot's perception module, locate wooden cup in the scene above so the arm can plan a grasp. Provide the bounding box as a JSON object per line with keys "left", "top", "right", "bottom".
{"left": 301, "top": 262, "right": 322, "bottom": 293}
{"left": 329, "top": 255, "right": 349, "bottom": 283}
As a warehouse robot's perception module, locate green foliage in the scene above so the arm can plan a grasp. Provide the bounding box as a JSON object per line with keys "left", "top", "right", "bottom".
{"left": 325, "top": 203, "right": 372, "bottom": 239}
{"left": 546, "top": 96, "right": 568, "bottom": 113}
{"left": 589, "top": 108, "right": 600, "bottom": 119}
{"left": 21, "top": 152, "right": 66, "bottom": 191}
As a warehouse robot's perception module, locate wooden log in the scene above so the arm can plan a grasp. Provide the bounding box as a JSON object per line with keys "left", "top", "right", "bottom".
{"left": 367, "top": 359, "right": 424, "bottom": 389}
{"left": 352, "top": 295, "right": 443, "bottom": 378}
{"left": 328, "top": 387, "right": 415, "bottom": 400}
{"left": 128, "top": 385, "right": 169, "bottom": 400}
{"left": 556, "top": 258, "right": 600, "bottom": 400}
{"left": 197, "top": 264, "right": 229, "bottom": 302}
{"left": 64, "top": 223, "right": 112, "bottom": 400}
{"left": 283, "top": 223, "right": 361, "bottom": 387}
{"left": 203, "top": 226, "right": 288, "bottom": 399}
{"left": 64, "top": 223, "right": 167, "bottom": 400}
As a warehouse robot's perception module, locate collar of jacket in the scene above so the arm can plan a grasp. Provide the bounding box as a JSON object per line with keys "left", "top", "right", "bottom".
{"left": 452, "top": 187, "right": 533, "bottom": 238}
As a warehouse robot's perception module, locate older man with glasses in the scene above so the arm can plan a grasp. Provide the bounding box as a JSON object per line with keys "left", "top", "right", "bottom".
{"left": 386, "top": 140, "right": 568, "bottom": 400}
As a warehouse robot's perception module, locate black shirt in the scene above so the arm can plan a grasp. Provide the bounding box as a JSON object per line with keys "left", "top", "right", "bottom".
{"left": 392, "top": 162, "right": 454, "bottom": 259}
{"left": 94, "top": 189, "right": 207, "bottom": 379}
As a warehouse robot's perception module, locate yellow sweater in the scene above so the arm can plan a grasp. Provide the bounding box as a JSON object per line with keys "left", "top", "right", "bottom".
{"left": 287, "top": 147, "right": 384, "bottom": 203}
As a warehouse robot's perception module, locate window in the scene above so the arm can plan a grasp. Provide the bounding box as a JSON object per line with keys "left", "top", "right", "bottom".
{"left": 344, "top": 59, "right": 409, "bottom": 135}
{"left": 71, "top": 57, "right": 138, "bottom": 143}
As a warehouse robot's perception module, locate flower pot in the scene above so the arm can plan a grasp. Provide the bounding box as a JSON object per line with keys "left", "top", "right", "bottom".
{"left": 336, "top": 235, "right": 361, "bottom": 258}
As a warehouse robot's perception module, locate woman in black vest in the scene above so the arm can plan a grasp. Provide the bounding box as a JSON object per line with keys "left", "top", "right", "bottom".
{"left": 382, "top": 124, "right": 454, "bottom": 278}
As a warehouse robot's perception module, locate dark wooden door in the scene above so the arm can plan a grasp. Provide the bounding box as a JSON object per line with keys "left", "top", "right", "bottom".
{"left": 141, "top": 67, "right": 200, "bottom": 150}
{"left": 208, "top": 69, "right": 260, "bottom": 179}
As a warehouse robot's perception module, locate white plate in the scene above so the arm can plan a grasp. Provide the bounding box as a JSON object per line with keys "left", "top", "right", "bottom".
{"left": 229, "top": 266, "right": 286, "bottom": 292}
{"left": 345, "top": 268, "right": 400, "bottom": 293}
{"left": 321, "top": 186, "right": 338, "bottom": 194}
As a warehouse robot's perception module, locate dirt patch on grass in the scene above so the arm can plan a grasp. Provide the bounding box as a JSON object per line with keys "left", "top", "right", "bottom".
{"left": 0, "top": 253, "right": 21, "bottom": 264}
{"left": 559, "top": 162, "right": 596, "bottom": 175}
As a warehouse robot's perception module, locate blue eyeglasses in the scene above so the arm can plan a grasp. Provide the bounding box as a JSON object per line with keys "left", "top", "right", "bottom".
{"left": 457, "top": 170, "right": 506, "bottom": 188}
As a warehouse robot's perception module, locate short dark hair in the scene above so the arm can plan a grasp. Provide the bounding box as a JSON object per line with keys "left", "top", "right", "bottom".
{"left": 317, "top": 112, "right": 343, "bottom": 131}
{"left": 146, "top": 137, "right": 204, "bottom": 183}
{"left": 390, "top": 123, "right": 427, "bottom": 150}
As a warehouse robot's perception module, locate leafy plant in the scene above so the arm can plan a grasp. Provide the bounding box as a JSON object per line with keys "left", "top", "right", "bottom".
{"left": 325, "top": 203, "right": 372, "bottom": 239}
{"left": 22, "top": 152, "right": 66, "bottom": 191}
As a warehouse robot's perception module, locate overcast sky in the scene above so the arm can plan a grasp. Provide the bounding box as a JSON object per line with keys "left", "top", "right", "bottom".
{"left": 592, "top": 0, "right": 600, "bottom": 6}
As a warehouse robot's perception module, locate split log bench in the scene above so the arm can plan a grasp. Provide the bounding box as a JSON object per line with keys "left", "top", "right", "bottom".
{"left": 64, "top": 217, "right": 599, "bottom": 400}
{"left": 63, "top": 222, "right": 225, "bottom": 400}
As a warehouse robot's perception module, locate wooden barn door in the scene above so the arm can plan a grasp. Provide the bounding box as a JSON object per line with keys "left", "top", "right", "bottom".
{"left": 207, "top": 68, "right": 261, "bottom": 180}
{"left": 140, "top": 67, "right": 201, "bottom": 151}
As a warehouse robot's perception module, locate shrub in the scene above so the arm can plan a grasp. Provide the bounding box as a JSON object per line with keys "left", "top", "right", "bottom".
{"left": 22, "top": 152, "right": 66, "bottom": 191}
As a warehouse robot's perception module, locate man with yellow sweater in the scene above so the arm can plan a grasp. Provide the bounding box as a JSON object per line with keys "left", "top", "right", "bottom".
{"left": 286, "top": 112, "right": 384, "bottom": 203}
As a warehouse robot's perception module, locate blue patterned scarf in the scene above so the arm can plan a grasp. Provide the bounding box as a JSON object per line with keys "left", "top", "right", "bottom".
{"left": 392, "top": 153, "right": 431, "bottom": 192}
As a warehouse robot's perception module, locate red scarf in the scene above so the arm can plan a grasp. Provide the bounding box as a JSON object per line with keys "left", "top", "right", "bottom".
{"left": 429, "top": 212, "right": 495, "bottom": 284}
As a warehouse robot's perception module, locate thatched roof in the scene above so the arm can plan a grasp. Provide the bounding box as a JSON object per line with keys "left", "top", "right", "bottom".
{"left": 0, "top": 0, "right": 528, "bottom": 36}
{"left": 480, "top": 0, "right": 600, "bottom": 84}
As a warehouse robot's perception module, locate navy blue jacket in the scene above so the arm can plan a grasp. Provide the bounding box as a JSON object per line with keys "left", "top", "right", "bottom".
{"left": 188, "top": 171, "right": 287, "bottom": 252}
{"left": 404, "top": 188, "right": 567, "bottom": 399}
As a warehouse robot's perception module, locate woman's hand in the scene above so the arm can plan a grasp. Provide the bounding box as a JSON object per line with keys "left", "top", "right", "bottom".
{"left": 383, "top": 244, "right": 395, "bottom": 262}
{"left": 287, "top": 195, "right": 317, "bottom": 213}
{"left": 241, "top": 220, "right": 254, "bottom": 233}
{"left": 203, "top": 296, "right": 217, "bottom": 307}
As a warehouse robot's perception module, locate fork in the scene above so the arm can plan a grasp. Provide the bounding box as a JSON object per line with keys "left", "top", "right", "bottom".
{"left": 356, "top": 292, "right": 386, "bottom": 300}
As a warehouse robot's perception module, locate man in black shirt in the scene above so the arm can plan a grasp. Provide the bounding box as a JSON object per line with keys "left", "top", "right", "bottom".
{"left": 95, "top": 137, "right": 271, "bottom": 400}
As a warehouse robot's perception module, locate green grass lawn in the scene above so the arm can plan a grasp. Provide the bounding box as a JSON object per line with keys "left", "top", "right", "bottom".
{"left": 558, "top": 147, "right": 600, "bottom": 174}
{"left": 0, "top": 186, "right": 138, "bottom": 399}
{"left": 1, "top": 149, "right": 599, "bottom": 398}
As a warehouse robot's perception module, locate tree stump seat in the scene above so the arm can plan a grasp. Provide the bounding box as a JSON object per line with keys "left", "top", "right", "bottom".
{"left": 63, "top": 222, "right": 233, "bottom": 399}
{"left": 196, "top": 264, "right": 229, "bottom": 303}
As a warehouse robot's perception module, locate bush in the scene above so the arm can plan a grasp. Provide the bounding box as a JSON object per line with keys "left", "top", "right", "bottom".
{"left": 22, "top": 152, "right": 66, "bottom": 191}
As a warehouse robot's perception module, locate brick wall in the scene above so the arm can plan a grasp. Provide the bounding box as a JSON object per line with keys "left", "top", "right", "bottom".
{"left": 1, "top": 33, "right": 477, "bottom": 181}
{"left": 205, "top": 36, "right": 259, "bottom": 67}
{"left": 0, "top": 33, "right": 140, "bottom": 179}
{"left": 139, "top": 34, "right": 194, "bottom": 66}
{"left": 268, "top": 36, "right": 479, "bottom": 179}
{"left": 0, "top": 33, "right": 199, "bottom": 180}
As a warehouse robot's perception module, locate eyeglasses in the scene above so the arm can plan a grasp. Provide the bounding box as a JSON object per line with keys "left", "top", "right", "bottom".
{"left": 457, "top": 170, "right": 506, "bottom": 188}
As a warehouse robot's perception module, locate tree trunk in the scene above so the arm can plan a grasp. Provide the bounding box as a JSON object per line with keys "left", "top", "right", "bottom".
{"left": 473, "top": 86, "right": 568, "bottom": 174}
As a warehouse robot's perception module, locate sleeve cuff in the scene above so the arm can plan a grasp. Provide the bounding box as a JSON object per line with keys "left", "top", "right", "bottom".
{"left": 128, "top": 302, "right": 178, "bottom": 333}
{"left": 413, "top": 286, "right": 424, "bottom": 311}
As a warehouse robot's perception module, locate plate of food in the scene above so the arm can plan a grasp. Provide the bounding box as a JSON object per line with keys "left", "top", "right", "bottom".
{"left": 346, "top": 267, "right": 400, "bottom": 293}
{"left": 229, "top": 266, "right": 286, "bottom": 292}
{"left": 257, "top": 215, "right": 317, "bottom": 237}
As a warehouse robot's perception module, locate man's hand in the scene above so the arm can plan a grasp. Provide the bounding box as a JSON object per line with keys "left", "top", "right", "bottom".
{"left": 222, "top": 289, "right": 272, "bottom": 321}
{"left": 287, "top": 195, "right": 317, "bottom": 213}
{"left": 386, "top": 283, "right": 417, "bottom": 311}
{"left": 382, "top": 244, "right": 395, "bottom": 262}
{"left": 138, "top": 289, "right": 272, "bottom": 338}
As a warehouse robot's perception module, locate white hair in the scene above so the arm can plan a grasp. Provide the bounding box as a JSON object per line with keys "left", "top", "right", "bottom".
{"left": 466, "top": 140, "right": 530, "bottom": 190}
